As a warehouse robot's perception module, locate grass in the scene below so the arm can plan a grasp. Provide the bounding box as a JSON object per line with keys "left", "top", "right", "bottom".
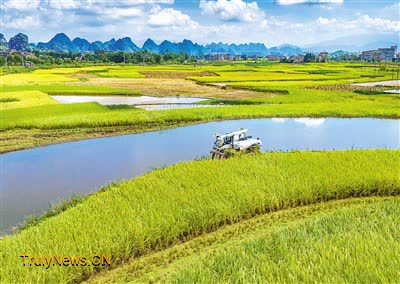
{"left": 88, "top": 196, "right": 399, "bottom": 283}
{"left": 1, "top": 85, "right": 141, "bottom": 96}
{"left": 196, "top": 98, "right": 265, "bottom": 105}
{"left": 0, "top": 91, "right": 58, "bottom": 109}
{"left": 12, "top": 194, "right": 87, "bottom": 234}
{"left": 354, "top": 89, "right": 389, "bottom": 95}
{"left": 2, "top": 99, "right": 399, "bottom": 132}
{"left": 0, "top": 97, "right": 19, "bottom": 103}
{"left": 1, "top": 150, "right": 399, "bottom": 283}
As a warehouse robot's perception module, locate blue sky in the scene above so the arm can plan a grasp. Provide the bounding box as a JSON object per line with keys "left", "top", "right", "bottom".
{"left": 1, "top": 0, "right": 399, "bottom": 47}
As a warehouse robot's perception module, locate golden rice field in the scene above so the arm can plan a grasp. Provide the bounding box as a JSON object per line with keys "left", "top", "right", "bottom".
{"left": 89, "top": 196, "right": 400, "bottom": 283}
{"left": 1, "top": 150, "right": 399, "bottom": 283}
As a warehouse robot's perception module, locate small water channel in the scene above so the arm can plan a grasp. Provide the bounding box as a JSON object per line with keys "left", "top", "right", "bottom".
{"left": 1, "top": 118, "right": 399, "bottom": 234}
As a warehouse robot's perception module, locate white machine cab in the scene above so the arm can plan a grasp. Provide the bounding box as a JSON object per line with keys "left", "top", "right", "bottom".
{"left": 213, "top": 129, "right": 262, "bottom": 152}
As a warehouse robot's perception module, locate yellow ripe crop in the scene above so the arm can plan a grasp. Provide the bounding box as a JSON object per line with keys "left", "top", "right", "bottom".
{"left": 1, "top": 150, "right": 399, "bottom": 283}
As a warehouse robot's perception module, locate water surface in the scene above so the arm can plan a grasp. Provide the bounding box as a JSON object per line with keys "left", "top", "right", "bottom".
{"left": 1, "top": 118, "right": 399, "bottom": 233}
{"left": 136, "top": 104, "right": 222, "bottom": 110}
{"left": 351, "top": 80, "right": 400, "bottom": 87}
{"left": 51, "top": 95, "right": 207, "bottom": 105}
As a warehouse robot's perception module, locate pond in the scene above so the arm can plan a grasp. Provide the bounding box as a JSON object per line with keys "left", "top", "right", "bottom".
{"left": 135, "top": 104, "right": 221, "bottom": 110}
{"left": 351, "top": 80, "right": 399, "bottom": 87}
{"left": 51, "top": 95, "right": 207, "bottom": 105}
{"left": 1, "top": 118, "right": 399, "bottom": 234}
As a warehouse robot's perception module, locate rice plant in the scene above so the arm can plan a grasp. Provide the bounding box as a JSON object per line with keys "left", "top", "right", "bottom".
{"left": 1, "top": 150, "right": 399, "bottom": 283}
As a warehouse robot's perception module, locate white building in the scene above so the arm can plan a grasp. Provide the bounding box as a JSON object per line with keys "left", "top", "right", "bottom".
{"left": 361, "top": 45, "right": 398, "bottom": 62}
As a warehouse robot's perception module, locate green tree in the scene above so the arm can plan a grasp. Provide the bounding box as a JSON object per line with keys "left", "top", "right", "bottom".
{"left": 304, "top": 53, "right": 316, "bottom": 63}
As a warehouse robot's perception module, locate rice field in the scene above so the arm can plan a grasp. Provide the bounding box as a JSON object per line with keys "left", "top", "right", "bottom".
{"left": 1, "top": 62, "right": 399, "bottom": 282}
{"left": 1, "top": 62, "right": 399, "bottom": 152}
{"left": 0, "top": 91, "right": 58, "bottom": 109}
{"left": 170, "top": 198, "right": 400, "bottom": 283}
{"left": 1, "top": 150, "right": 399, "bottom": 283}
{"left": 89, "top": 197, "right": 400, "bottom": 283}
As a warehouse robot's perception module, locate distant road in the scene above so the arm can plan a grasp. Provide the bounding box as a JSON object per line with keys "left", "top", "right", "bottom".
{"left": 351, "top": 80, "right": 400, "bottom": 87}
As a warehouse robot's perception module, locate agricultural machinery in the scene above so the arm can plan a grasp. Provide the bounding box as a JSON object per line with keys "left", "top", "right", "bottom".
{"left": 210, "top": 129, "right": 262, "bottom": 159}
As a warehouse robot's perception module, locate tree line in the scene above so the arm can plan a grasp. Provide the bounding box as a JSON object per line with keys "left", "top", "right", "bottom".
{"left": 0, "top": 50, "right": 199, "bottom": 66}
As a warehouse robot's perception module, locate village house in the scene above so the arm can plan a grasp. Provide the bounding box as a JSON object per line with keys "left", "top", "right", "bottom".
{"left": 266, "top": 55, "right": 283, "bottom": 61}
{"left": 361, "top": 46, "right": 397, "bottom": 62}
{"left": 318, "top": 52, "right": 328, "bottom": 62}
{"left": 289, "top": 54, "right": 304, "bottom": 63}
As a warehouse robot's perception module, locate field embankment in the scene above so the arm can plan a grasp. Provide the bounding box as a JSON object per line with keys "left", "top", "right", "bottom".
{"left": 1, "top": 150, "right": 399, "bottom": 283}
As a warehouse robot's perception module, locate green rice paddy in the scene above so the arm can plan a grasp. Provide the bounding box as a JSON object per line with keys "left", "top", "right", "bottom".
{"left": 1, "top": 150, "right": 399, "bottom": 283}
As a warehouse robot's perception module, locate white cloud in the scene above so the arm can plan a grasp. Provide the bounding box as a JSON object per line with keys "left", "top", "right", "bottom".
{"left": 1, "top": 0, "right": 398, "bottom": 48}
{"left": 31, "top": 0, "right": 174, "bottom": 11}
{"left": 96, "top": 7, "right": 143, "bottom": 18}
{"left": 276, "top": 0, "right": 343, "bottom": 5}
{"left": 356, "top": 14, "right": 400, "bottom": 32}
{"left": 200, "top": 0, "right": 265, "bottom": 22}
{"left": 379, "top": 3, "right": 400, "bottom": 21}
{"left": 316, "top": 17, "right": 336, "bottom": 25}
{"left": 128, "top": 0, "right": 174, "bottom": 3}
{"left": 312, "top": 14, "right": 400, "bottom": 33}
{"left": 4, "top": 0, "right": 40, "bottom": 10}
{"left": 4, "top": 15, "right": 40, "bottom": 29}
{"left": 47, "top": 0, "right": 84, "bottom": 10}
{"left": 148, "top": 6, "right": 199, "bottom": 28}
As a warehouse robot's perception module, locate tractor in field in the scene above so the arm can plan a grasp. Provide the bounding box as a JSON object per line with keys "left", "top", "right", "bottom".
{"left": 210, "top": 129, "right": 262, "bottom": 159}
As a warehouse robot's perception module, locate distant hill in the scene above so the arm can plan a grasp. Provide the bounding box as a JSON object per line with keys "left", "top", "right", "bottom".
{"left": 88, "top": 41, "right": 105, "bottom": 52}
{"left": 25, "top": 33, "right": 290, "bottom": 56}
{"left": 37, "top": 33, "right": 79, "bottom": 52}
{"left": 303, "top": 33, "right": 400, "bottom": 52}
{"left": 109, "top": 37, "right": 140, "bottom": 53}
{"left": 0, "top": 33, "right": 8, "bottom": 50}
{"left": 72, "top": 37, "right": 91, "bottom": 52}
{"left": 205, "top": 42, "right": 269, "bottom": 56}
{"left": 8, "top": 33, "right": 30, "bottom": 51}
{"left": 8, "top": 32, "right": 398, "bottom": 56}
{"left": 268, "top": 44, "right": 302, "bottom": 56}
{"left": 142, "top": 38, "right": 160, "bottom": 53}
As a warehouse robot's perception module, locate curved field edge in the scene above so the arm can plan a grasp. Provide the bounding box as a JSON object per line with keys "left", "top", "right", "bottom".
{"left": 170, "top": 198, "right": 400, "bottom": 283}
{"left": 1, "top": 150, "right": 399, "bottom": 283}
{"left": 87, "top": 196, "right": 400, "bottom": 283}
{"left": 172, "top": 197, "right": 400, "bottom": 283}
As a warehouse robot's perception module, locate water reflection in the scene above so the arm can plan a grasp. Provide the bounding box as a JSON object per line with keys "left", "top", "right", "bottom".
{"left": 271, "top": 118, "right": 287, "bottom": 123}
{"left": 271, "top": 118, "right": 326, "bottom": 127}
{"left": 294, "top": 118, "right": 325, "bottom": 127}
